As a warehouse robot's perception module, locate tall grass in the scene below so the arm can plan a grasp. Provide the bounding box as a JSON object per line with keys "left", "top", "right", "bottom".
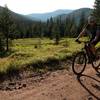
{"left": 0, "top": 37, "right": 99, "bottom": 73}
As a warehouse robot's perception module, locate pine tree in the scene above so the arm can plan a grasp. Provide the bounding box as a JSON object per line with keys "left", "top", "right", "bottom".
{"left": 52, "top": 23, "right": 60, "bottom": 45}
{"left": 77, "top": 12, "right": 86, "bottom": 35}
{"left": 0, "top": 5, "right": 13, "bottom": 51}
{"left": 93, "top": 0, "right": 100, "bottom": 23}
{"left": 0, "top": 32, "right": 4, "bottom": 52}
{"left": 47, "top": 17, "right": 53, "bottom": 38}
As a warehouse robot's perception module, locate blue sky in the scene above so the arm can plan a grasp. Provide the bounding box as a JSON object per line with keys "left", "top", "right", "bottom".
{"left": 0, "top": 0, "right": 95, "bottom": 15}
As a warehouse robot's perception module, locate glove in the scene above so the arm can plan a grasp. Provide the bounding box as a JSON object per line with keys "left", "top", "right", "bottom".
{"left": 75, "top": 39, "right": 81, "bottom": 43}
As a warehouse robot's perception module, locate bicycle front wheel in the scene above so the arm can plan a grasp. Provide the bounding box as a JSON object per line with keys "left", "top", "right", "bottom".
{"left": 72, "top": 52, "right": 87, "bottom": 75}
{"left": 92, "top": 48, "right": 100, "bottom": 73}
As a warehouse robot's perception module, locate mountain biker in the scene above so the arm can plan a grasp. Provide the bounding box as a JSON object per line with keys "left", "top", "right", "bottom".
{"left": 76, "top": 15, "right": 100, "bottom": 57}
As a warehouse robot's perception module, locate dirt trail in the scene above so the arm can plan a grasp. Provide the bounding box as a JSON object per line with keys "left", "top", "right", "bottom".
{"left": 0, "top": 64, "right": 100, "bottom": 100}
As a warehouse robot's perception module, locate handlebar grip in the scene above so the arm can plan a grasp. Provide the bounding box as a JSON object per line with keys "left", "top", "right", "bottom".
{"left": 75, "top": 39, "right": 81, "bottom": 43}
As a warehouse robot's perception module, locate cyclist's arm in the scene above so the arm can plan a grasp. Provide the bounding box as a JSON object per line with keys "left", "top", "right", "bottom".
{"left": 76, "top": 29, "right": 86, "bottom": 40}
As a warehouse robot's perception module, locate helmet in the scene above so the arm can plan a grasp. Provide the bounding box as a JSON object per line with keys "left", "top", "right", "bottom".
{"left": 88, "top": 16, "right": 96, "bottom": 23}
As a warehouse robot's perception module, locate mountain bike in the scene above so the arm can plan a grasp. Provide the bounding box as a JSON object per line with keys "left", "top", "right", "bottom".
{"left": 72, "top": 40, "right": 100, "bottom": 75}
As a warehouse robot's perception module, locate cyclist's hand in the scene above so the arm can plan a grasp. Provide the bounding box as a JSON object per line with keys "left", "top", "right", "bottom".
{"left": 75, "top": 39, "right": 81, "bottom": 43}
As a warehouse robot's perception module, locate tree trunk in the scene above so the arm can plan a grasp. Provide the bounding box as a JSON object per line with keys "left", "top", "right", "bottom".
{"left": 6, "top": 34, "right": 9, "bottom": 51}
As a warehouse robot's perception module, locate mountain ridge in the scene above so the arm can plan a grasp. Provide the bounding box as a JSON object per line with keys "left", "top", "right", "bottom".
{"left": 0, "top": 6, "right": 34, "bottom": 23}
{"left": 26, "top": 9, "right": 73, "bottom": 21}
{"left": 0, "top": 6, "right": 92, "bottom": 24}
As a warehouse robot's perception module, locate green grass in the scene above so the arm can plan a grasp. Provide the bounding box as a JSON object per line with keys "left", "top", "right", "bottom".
{"left": 0, "top": 37, "right": 99, "bottom": 73}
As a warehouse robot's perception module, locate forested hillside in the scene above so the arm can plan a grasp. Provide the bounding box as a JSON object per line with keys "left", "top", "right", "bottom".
{"left": 55, "top": 8, "right": 92, "bottom": 24}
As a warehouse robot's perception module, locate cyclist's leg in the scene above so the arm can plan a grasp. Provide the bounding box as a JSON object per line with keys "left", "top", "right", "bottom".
{"left": 85, "top": 43, "right": 93, "bottom": 63}
{"left": 89, "top": 44, "right": 96, "bottom": 55}
{"left": 89, "top": 39, "right": 99, "bottom": 56}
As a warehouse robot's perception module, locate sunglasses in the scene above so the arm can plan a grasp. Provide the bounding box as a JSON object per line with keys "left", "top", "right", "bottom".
{"left": 90, "top": 21, "right": 95, "bottom": 23}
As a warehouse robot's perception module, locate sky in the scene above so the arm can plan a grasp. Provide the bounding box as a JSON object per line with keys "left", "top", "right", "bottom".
{"left": 0, "top": 0, "right": 95, "bottom": 15}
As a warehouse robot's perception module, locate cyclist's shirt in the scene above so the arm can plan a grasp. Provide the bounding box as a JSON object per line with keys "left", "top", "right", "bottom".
{"left": 83, "top": 24, "right": 100, "bottom": 42}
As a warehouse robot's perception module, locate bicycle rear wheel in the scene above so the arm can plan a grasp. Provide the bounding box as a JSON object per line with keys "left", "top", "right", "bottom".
{"left": 92, "top": 48, "right": 100, "bottom": 73}
{"left": 72, "top": 52, "right": 86, "bottom": 75}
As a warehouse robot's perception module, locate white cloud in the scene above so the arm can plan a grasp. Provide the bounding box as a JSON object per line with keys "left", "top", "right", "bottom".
{"left": 0, "top": 0, "right": 95, "bottom": 14}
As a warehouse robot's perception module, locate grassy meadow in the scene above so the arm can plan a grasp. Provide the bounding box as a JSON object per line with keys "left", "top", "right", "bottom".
{"left": 0, "top": 37, "right": 100, "bottom": 74}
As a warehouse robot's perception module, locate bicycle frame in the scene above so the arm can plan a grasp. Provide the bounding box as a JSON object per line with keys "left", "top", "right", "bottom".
{"left": 80, "top": 42, "right": 94, "bottom": 63}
